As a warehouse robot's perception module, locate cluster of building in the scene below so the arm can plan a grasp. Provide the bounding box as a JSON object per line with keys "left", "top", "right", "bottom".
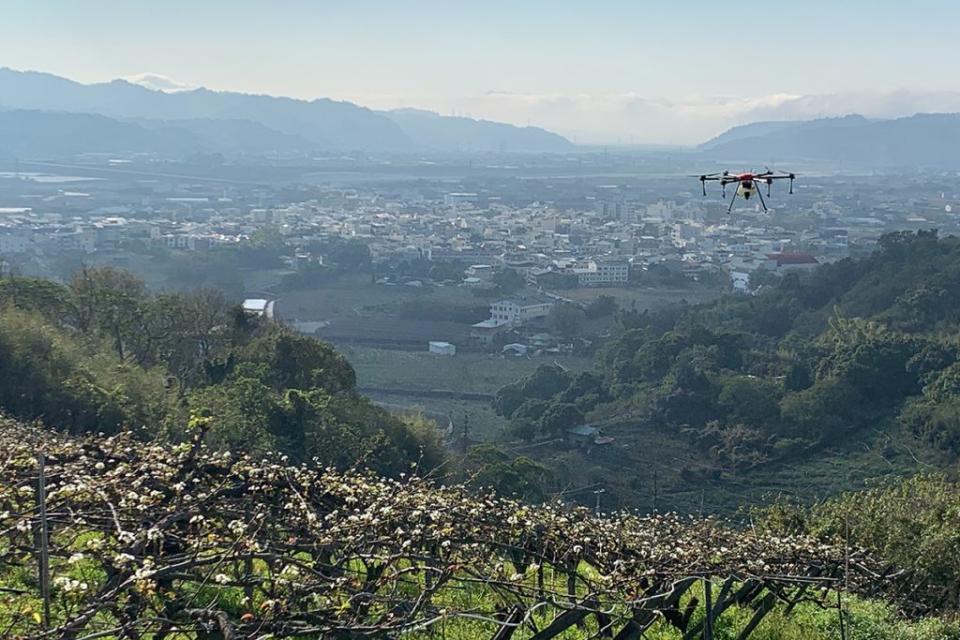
{"left": 2, "top": 165, "right": 958, "bottom": 302}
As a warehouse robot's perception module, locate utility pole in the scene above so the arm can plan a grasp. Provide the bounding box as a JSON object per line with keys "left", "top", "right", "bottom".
{"left": 593, "top": 488, "right": 605, "bottom": 517}
{"left": 36, "top": 453, "right": 51, "bottom": 629}
{"left": 460, "top": 411, "right": 470, "bottom": 455}
{"left": 703, "top": 576, "right": 713, "bottom": 640}
{"left": 652, "top": 470, "right": 658, "bottom": 513}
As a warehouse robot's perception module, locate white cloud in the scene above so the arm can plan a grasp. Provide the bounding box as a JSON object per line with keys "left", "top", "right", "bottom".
{"left": 123, "top": 73, "right": 194, "bottom": 93}
{"left": 440, "top": 89, "right": 960, "bottom": 146}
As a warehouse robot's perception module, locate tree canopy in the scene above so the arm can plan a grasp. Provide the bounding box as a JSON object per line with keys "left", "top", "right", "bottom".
{"left": 496, "top": 231, "right": 960, "bottom": 469}
{"left": 0, "top": 268, "right": 442, "bottom": 476}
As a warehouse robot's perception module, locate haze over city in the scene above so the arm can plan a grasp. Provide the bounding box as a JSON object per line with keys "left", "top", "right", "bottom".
{"left": 3, "top": 0, "right": 960, "bottom": 143}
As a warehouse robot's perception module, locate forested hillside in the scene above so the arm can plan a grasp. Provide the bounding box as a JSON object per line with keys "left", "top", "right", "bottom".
{"left": 496, "top": 231, "right": 960, "bottom": 506}
{"left": 0, "top": 267, "right": 442, "bottom": 477}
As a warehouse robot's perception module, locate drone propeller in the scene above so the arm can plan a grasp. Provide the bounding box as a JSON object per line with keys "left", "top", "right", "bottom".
{"left": 691, "top": 172, "right": 722, "bottom": 196}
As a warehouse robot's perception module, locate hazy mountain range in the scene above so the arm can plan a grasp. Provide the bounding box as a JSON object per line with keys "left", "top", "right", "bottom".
{"left": 0, "top": 68, "right": 573, "bottom": 156}
{"left": 699, "top": 113, "right": 960, "bottom": 167}
{"left": 3, "top": 67, "right": 960, "bottom": 166}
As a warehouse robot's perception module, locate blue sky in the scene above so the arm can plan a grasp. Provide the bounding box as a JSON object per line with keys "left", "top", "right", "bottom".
{"left": 3, "top": 1, "right": 959, "bottom": 143}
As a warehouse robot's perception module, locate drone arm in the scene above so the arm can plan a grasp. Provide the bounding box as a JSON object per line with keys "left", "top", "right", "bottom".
{"left": 761, "top": 172, "right": 797, "bottom": 194}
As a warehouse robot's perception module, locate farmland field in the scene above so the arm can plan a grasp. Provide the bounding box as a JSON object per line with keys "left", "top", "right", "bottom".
{"left": 342, "top": 345, "right": 594, "bottom": 394}
{"left": 364, "top": 393, "right": 504, "bottom": 441}
{"left": 277, "top": 275, "right": 483, "bottom": 321}
{"left": 341, "top": 346, "right": 594, "bottom": 441}
{"left": 549, "top": 285, "right": 722, "bottom": 309}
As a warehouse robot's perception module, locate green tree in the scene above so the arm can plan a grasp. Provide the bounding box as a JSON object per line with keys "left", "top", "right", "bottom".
{"left": 493, "top": 269, "right": 525, "bottom": 294}
{"left": 547, "top": 303, "right": 586, "bottom": 338}
{"left": 585, "top": 294, "right": 618, "bottom": 319}
{"left": 541, "top": 403, "right": 584, "bottom": 435}
{"left": 717, "top": 375, "right": 782, "bottom": 426}
{"left": 494, "top": 382, "right": 526, "bottom": 418}
{"left": 69, "top": 266, "right": 148, "bottom": 361}
{"left": 464, "top": 445, "right": 551, "bottom": 501}
{"left": 757, "top": 475, "right": 960, "bottom": 613}
{"left": 241, "top": 327, "right": 357, "bottom": 393}
{"left": 188, "top": 374, "right": 281, "bottom": 452}
{"left": 520, "top": 365, "right": 572, "bottom": 400}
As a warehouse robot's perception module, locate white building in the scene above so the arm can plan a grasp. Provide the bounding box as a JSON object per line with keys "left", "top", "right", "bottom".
{"left": 573, "top": 259, "right": 630, "bottom": 286}
{"left": 465, "top": 264, "right": 494, "bottom": 281}
{"left": 731, "top": 271, "right": 751, "bottom": 294}
{"left": 428, "top": 341, "right": 457, "bottom": 356}
{"left": 155, "top": 231, "right": 217, "bottom": 251}
{"left": 489, "top": 296, "right": 554, "bottom": 325}
{"left": 242, "top": 298, "right": 276, "bottom": 320}
{"left": 444, "top": 192, "right": 478, "bottom": 207}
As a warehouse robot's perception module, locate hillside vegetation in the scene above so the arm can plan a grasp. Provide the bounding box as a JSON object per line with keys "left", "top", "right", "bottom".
{"left": 4, "top": 236, "right": 960, "bottom": 637}
{"left": 0, "top": 267, "right": 442, "bottom": 477}
{"left": 496, "top": 231, "right": 960, "bottom": 506}
{"left": 757, "top": 474, "right": 960, "bottom": 614}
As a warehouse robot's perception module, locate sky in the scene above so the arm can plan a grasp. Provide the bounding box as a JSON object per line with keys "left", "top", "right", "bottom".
{"left": 2, "top": 0, "right": 960, "bottom": 144}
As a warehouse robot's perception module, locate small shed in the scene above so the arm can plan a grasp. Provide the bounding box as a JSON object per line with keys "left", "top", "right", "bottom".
{"left": 428, "top": 341, "right": 456, "bottom": 356}
{"left": 502, "top": 343, "right": 528, "bottom": 356}
{"left": 567, "top": 424, "right": 600, "bottom": 446}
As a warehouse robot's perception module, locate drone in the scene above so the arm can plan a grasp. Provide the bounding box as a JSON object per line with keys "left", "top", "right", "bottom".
{"left": 693, "top": 169, "right": 796, "bottom": 213}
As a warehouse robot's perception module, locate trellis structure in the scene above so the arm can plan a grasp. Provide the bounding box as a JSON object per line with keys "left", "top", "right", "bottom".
{"left": 0, "top": 420, "right": 927, "bottom": 639}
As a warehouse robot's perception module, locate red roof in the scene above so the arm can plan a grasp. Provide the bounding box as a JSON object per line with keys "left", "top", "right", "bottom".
{"left": 766, "top": 252, "right": 818, "bottom": 266}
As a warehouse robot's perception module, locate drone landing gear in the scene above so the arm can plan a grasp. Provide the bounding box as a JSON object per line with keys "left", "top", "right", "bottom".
{"left": 755, "top": 186, "right": 769, "bottom": 213}
{"left": 726, "top": 189, "right": 738, "bottom": 214}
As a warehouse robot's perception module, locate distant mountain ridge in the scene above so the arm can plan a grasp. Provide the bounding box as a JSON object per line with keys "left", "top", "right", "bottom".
{"left": 699, "top": 116, "right": 870, "bottom": 150}
{"left": 0, "top": 68, "right": 574, "bottom": 155}
{"left": 382, "top": 108, "right": 571, "bottom": 152}
{"left": 0, "top": 109, "right": 201, "bottom": 157}
{"left": 700, "top": 113, "right": 960, "bottom": 167}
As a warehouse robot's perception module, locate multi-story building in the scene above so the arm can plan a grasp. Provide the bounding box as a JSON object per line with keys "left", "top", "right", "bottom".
{"left": 489, "top": 295, "right": 555, "bottom": 325}
{"left": 573, "top": 259, "right": 630, "bottom": 286}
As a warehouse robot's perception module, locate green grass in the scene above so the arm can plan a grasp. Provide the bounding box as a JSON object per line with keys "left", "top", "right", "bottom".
{"left": 401, "top": 578, "right": 960, "bottom": 640}
{"left": 5, "top": 557, "right": 954, "bottom": 640}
